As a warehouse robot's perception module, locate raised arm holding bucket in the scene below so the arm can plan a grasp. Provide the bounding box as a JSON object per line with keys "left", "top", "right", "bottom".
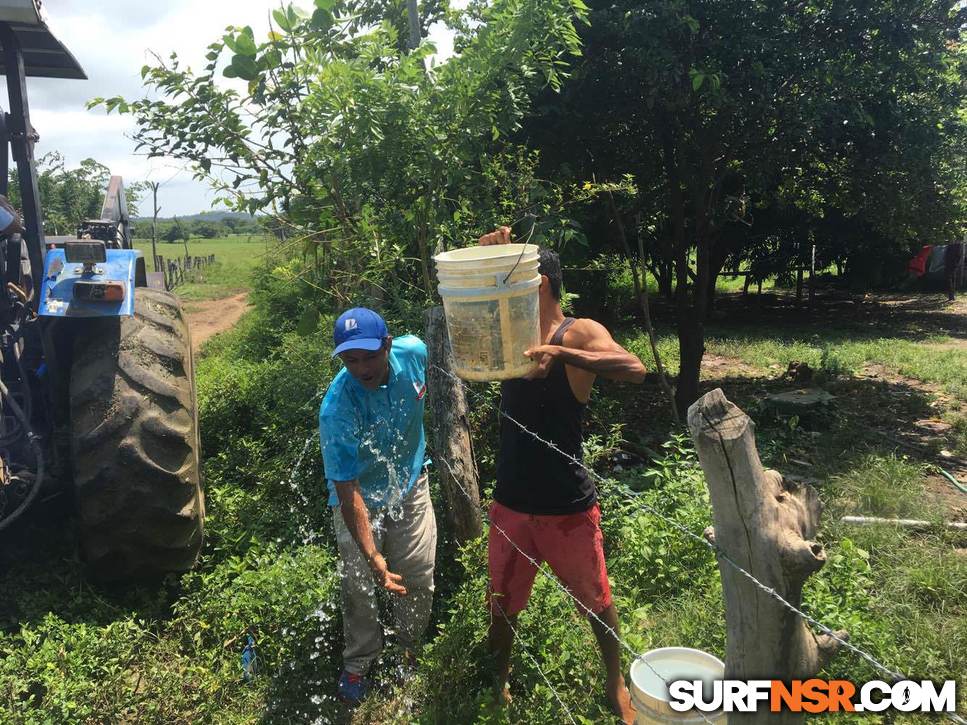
{"left": 471, "top": 227, "right": 646, "bottom": 724}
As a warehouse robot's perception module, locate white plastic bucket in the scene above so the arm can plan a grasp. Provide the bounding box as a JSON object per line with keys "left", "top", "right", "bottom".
{"left": 630, "top": 648, "right": 725, "bottom": 724}
{"left": 433, "top": 244, "right": 541, "bottom": 381}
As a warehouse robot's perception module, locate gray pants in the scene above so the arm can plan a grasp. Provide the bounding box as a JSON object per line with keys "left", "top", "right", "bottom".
{"left": 332, "top": 477, "right": 437, "bottom": 674}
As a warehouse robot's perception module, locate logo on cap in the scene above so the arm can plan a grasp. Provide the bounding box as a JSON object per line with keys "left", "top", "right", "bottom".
{"left": 345, "top": 318, "right": 358, "bottom": 331}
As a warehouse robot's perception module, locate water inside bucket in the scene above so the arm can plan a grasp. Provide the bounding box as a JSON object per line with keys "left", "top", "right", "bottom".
{"left": 629, "top": 648, "right": 725, "bottom": 724}
{"left": 434, "top": 244, "right": 541, "bottom": 381}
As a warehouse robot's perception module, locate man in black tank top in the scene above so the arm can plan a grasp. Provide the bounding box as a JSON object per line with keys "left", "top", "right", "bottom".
{"left": 478, "top": 227, "right": 647, "bottom": 724}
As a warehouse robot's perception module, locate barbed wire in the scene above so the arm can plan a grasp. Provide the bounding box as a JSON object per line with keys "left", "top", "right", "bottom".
{"left": 430, "top": 440, "right": 715, "bottom": 725}
{"left": 429, "top": 363, "right": 967, "bottom": 725}
{"left": 295, "top": 357, "right": 965, "bottom": 724}
{"left": 491, "top": 597, "right": 580, "bottom": 725}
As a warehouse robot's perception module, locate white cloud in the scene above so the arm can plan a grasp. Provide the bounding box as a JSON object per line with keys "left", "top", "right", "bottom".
{"left": 1, "top": 1, "right": 459, "bottom": 215}
{"left": 0, "top": 0, "right": 278, "bottom": 214}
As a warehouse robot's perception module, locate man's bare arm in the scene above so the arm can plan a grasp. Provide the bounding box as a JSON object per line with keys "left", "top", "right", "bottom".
{"left": 334, "top": 480, "right": 407, "bottom": 596}
{"left": 525, "top": 319, "right": 646, "bottom": 384}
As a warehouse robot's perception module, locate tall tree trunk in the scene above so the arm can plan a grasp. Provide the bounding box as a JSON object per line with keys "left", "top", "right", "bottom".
{"left": 406, "top": 0, "right": 421, "bottom": 51}
{"left": 660, "top": 119, "right": 709, "bottom": 414}
{"left": 606, "top": 193, "right": 679, "bottom": 423}
{"left": 658, "top": 265, "right": 674, "bottom": 300}
{"left": 675, "top": 303, "right": 705, "bottom": 414}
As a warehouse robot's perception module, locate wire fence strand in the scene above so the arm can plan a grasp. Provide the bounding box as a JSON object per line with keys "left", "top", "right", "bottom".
{"left": 429, "top": 363, "right": 967, "bottom": 725}
{"left": 491, "top": 598, "right": 581, "bottom": 725}
{"left": 431, "top": 436, "right": 715, "bottom": 725}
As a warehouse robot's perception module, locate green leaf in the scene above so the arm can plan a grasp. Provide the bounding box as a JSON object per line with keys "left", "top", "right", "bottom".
{"left": 222, "top": 65, "right": 239, "bottom": 79}
{"left": 296, "top": 306, "right": 320, "bottom": 336}
{"left": 272, "top": 8, "right": 291, "bottom": 31}
{"left": 267, "top": 31, "right": 284, "bottom": 43}
{"left": 260, "top": 48, "right": 283, "bottom": 70}
{"left": 314, "top": 0, "right": 336, "bottom": 8}
{"left": 234, "top": 31, "right": 257, "bottom": 56}
{"left": 691, "top": 71, "right": 705, "bottom": 91}
{"left": 310, "top": 8, "right": 333, "bottom": 32}
{"left": 231, "top": 54, "right": 259, "bottom": 81}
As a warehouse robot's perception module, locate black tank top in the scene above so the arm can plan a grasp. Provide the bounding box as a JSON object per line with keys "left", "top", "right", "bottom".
{"left": 495, "top": 318, "right": 596, "bottom": 514}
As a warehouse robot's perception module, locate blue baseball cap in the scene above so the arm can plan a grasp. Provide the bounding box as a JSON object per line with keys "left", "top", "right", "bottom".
{"left": 332, "top": 307, "right": 389, "bottom": 357}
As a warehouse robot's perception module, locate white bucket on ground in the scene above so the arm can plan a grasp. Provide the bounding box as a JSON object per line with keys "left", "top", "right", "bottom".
{"left": 630, "top": 648, "right": 726, "bottom": 724}
{"left": 433, "top": 244, "right": 541, "bottom": 381}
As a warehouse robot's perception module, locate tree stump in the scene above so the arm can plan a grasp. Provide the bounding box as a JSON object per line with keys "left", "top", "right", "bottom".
{"left": 425, "top": 306, "right": 483, "bottom": 543}
{"left": 687, "top": 389, "right": 845, "bottom": 722}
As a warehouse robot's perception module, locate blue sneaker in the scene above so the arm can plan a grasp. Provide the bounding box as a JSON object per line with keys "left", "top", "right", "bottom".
{"left": 337, "top": 670, "right": 371, "bottom": 706}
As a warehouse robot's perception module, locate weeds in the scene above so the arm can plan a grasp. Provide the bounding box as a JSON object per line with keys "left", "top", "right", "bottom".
{"left": 2, "top": 269, "right": 965, "bottom": 721}
{"left": 830, "top": 454, "right": 937, "bottom": 519}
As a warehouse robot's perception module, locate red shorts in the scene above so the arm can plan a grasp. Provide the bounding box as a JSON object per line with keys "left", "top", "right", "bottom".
{"left": 487, "top": 500, "right": 612, "bottom": 617}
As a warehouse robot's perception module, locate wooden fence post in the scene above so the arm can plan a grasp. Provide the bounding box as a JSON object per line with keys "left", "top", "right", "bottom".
{"left": 425, "top": 305, "right": 483, "bottom": 543}
{"left": 687, "top": 389, "right": 844, "bottom": 722}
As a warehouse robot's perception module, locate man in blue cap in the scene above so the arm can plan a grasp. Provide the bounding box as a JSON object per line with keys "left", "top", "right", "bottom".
{"left": 319, "top": 308, "right": 437, "bottom": 705}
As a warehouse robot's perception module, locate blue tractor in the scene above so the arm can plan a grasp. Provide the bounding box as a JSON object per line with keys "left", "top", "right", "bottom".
{"left": 0, "top": 3, "right": 204, "bottom": 580}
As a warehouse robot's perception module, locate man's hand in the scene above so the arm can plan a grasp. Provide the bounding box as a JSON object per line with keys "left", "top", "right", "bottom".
{"left": 522, "top": 345, "right": 560, "bottom": 379}
{"left": 334, "top": 480, "right": 409, "bottom": 597}
{"left": 479, "top": 226, "right": 512, "bottom": 246}
{"left": 368, "top": 552, "right": 408, "bottom": 596}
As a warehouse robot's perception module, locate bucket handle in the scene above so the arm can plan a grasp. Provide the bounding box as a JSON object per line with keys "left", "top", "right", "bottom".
{"left": 501, "top": 217, "right": 537, "bottom": 284}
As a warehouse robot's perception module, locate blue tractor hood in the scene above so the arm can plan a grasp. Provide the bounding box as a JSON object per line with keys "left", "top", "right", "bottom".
{"left": 39, "top": 248, "right": 139, "bottom": 318}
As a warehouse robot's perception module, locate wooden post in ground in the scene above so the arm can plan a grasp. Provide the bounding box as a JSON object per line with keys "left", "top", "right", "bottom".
{"left": 687, "top": 389, "right": 844, "bottom": 722}
{"left": 425, "top": 306, "right": 483, "bottom": 543}
{"left": 149, "top": 181, "right": 160, "bottom": 272}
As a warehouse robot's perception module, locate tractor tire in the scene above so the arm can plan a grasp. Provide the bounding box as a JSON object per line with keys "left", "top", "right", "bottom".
{"left": 70, "top": 288, "right": 204, "bottom": 581}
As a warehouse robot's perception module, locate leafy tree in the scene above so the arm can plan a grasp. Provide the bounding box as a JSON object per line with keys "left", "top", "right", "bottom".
{"left": 523, "top": 0, "right": 966, "bottom": 409}
{"left": 164, "top": 218, "right": 190, "bottom": 247}
{"left": 342, "top": 0, "right": 451, "bottom": 53}
{"left": 193, "top": 220, "right": 222, "bottom": 238}
{"left": 7, "top": 153, "right": 145, "bottom": 235}
{"left": 92, "top": 0, "right": 587, "bottom": 303}
{"left": 222, "top": 216, "right": 242, "bottom": 233}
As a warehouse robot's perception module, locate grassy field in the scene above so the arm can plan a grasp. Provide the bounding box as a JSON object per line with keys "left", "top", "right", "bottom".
{"left": 0, "top": 275, "right": 964, "bottom": 722}
{"left": 134, "top": 235, "right": 272, "bottom": 301}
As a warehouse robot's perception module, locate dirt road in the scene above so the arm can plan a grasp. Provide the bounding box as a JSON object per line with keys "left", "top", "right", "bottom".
{"left": 185, "top": 292, "right": 251, "bottom": 353}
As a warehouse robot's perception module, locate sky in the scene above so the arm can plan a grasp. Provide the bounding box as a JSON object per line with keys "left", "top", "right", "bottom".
{"left": 1, "top": 1, "right": 455, "bottom": 216}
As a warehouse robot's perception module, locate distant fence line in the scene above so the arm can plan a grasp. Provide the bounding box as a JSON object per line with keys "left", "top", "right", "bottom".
{"left": 154, "top": 254, "right": 216, "bottom": 290}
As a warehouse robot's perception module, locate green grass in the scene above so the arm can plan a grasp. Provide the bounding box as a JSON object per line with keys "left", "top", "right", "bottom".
{"left": 708, "top": 335, "right": 967, "bottom": 400}
{"left": 2, "top": 268, "right": 965, "bottom": 721}
{"left": 830, "top": 453, "right": 938, "bottom": 519}
{"left": 133, "top": 235, "right": 273, "bottom": 301}
{"left": 948, "top": 413, "right": 967, "bottom": 456}
{"left": 620, "top": 327, "right": 967, "bottom": 403}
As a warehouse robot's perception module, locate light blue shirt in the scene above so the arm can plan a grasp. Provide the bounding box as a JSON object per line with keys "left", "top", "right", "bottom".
{"left": 319, "top": 335, "right": 428, "bottom": 509}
